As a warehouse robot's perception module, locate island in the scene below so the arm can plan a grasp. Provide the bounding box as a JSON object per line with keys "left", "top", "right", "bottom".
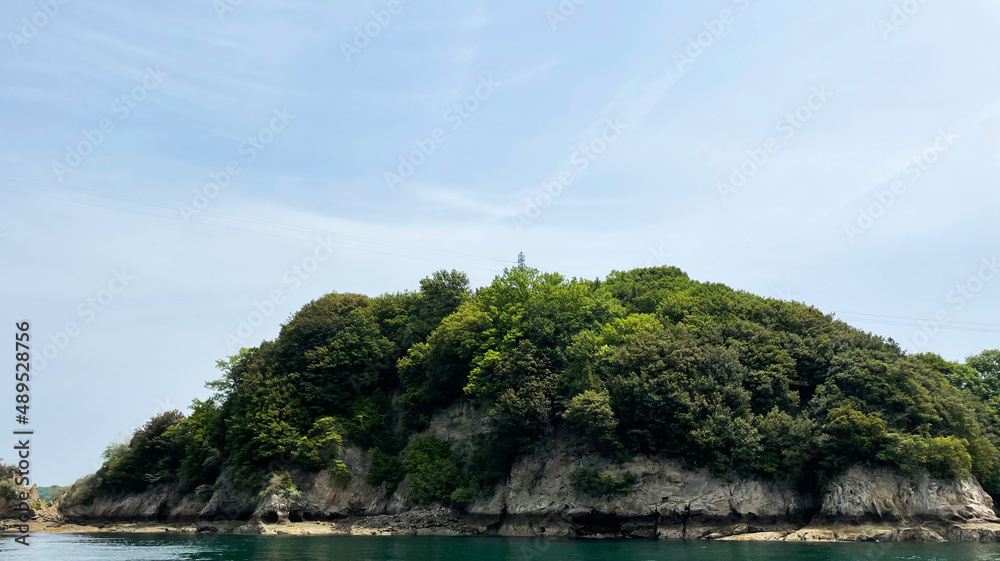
{"left": 6, "top": 266, "right": 1000, "bottom": 542}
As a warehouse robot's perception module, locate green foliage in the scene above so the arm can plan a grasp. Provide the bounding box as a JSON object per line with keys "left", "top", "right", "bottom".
{"left": 367, "top": 448, "right": 406, "bottom": 493}
{"left": 84, "top": 266, "right": 1000, "bottom": 505}
{"left": 98, "top": 410, "right": 188, "bottom": 493}
{"left": 179, "top": 399, "right": 225, "bottom": 488}
{"left": 562, "top": 389, "right": 618, "bottom": 449}
{"left": 403, "top": 436, "right": 463, "bottom": 504}
{"left": 570, "top": 468, "right": 637, "bottom": 497}
{"left": 37, "top": 485, "right": 67, "bottom": 503}
{"left": 57, "top": 474, "right": 101, "bottom": 508}
{"left": 329, "top": 462, "right": 352, "bottom": 488}
{"left": 752, "top": 409, "right": 814, "bottom": 480}
{"left": 925, "top": 436, "right": 973, "bottom": 480}
{"left": 342, "top": 392, "right": 396, "bottom": 451}
{"left": 194, "top": 484, "right": 215, "bottom": 501}
{"left": 294, "top": 417, "right": 344, "bottom": 470}
{"left": 965, "top": 350, "right": 1000, "bottom": 410}
{"left": 0, "top": 479, "right": 17, "bottom": 501}
{"left": 820, "top": 406, "right": 889, "bottom": 473}
{"left": 259, "top": 471, "right": 300, "bottom": 499}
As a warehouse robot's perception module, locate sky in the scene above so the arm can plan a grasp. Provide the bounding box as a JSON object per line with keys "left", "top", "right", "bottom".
{"left": 2, "top": 0, "right": 1000, "bottom": 485}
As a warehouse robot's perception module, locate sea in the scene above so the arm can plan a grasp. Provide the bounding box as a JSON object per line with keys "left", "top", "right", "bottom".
{"left": 3, "top": 533, "right": 1000, "bottom": 561}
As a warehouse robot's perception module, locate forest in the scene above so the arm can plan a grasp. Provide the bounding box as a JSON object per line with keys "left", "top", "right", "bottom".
{"left": 62, "top": 266, "right": 1000, "bottom": 506}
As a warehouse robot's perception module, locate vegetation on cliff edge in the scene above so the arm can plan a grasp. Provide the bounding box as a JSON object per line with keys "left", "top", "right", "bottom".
{"left": 66, "top": 267, "right": 1000, "bottom": 507}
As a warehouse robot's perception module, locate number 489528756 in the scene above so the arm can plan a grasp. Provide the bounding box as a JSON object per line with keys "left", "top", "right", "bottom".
{"left": 15, "top": 322, "right": 29, "bottom": 420}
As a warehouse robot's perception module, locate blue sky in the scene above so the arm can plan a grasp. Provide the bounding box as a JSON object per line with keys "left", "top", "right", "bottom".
{"left": 3, "top": 0, "right": 1000, "bottom": 485}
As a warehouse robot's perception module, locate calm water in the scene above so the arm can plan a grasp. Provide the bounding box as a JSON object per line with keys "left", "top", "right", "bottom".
{"left": 3, "top": 533, "right": 1000, "bottom": 561}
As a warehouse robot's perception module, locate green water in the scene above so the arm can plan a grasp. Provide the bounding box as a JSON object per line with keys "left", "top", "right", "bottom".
{"left": 2, "top": 533, "right": 1000, "bottom": 560}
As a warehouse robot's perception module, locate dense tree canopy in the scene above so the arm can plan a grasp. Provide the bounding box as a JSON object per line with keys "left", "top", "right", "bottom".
{"left": 81, "top": 266, "right": 1000, "bottom": 504}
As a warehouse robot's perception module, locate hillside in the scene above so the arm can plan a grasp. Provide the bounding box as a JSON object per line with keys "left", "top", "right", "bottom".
{"left": 53, "top": 266, "right": 1000, "bottom": 539}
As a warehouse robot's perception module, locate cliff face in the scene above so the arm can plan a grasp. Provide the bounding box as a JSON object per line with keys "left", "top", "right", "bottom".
{"left": 820, "top": 465, "right": 995, "bottom": 522}
{"left": 0, "top": 483, "right": 39, "bottom": 518}
{"left": 56, "top": 403, "right": 1000, "bottom": 540}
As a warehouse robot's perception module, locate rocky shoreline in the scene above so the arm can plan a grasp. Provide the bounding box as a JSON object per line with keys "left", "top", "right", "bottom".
{"left": 9, "top": 511, "right": 1000, "bottom": 543}
{"left": 30, "top": 405, "right": 1000, "bottom": 544}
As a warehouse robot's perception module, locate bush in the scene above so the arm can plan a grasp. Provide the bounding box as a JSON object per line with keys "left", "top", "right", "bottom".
{"left": 194, "top": 484, "right": 215, "bottom": 501}
{"left": 925, "top": 436, "right": 972, "bottom": 480}
{"left": 404, "top": 437, "right": 462, "bottom": 504}
{"left": 295, "top": 417, "right": 344, "bottom": 471}
{"left": 563, "top": 389, "right": 619, "bottom": 448}
{"left": 570, "top": 468, "right": 637, "bottom": 497}
{"left": 0, "top": 479, "right": 17, "bottom": 501}
{"left": 257, "top": 472, "right": 300, "bottom": 500}
{"left": 367, "top": 448, "right": 406, "bottom": 493}
{"left": 448, "top": 485, "right": 478, "bottom": 505}
{"left": 98, "top": 411, "right": 188, "bottom": 493}
{"left": 57, "top": 474, "right": 101, "bottom": 508}
{"left": 329, "top": 461, "right": 352, "bottom": 488}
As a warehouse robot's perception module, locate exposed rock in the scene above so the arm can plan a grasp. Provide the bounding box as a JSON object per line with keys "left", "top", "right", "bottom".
{"left": 468, "top": 437, "right": 812, "bottom": 534}
{"left": 347, "top": 508, "right": 479, "bottom": 536}
{"left": 821, "top": 466, "right": 996, "bottom": 522}
{"left": 52, "top": 402, "right": 1000, "bottom": 541}
{"left": 718, "top": 531, "right": 789, "bottom": 541}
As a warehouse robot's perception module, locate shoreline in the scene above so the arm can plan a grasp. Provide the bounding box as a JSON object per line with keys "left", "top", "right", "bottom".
{"left": 7, "top": 518, "right": 1000, "bottom": 542}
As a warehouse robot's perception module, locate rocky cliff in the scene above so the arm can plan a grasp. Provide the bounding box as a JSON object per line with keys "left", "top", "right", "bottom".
{"left": 55, "top": 403, "right": 1000, "bottom": 541}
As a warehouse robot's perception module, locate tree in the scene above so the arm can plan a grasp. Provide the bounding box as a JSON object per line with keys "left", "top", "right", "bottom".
{"left": 404, "top": 436, "right": 461, "bottom": 504}
{"left": 562, "top": 389, "right": 618, "bottom": 448}
{"left": 819, "top": 406, "right": 888, "bottom": 475}
{"left": 79, "top": 267, "right": 1000, "bottom": 504}
{"left": 99, "top": 411, "right": 188, "bottom": 492}
{"left": 295, "top": 417, "right": 345, "bottom": 470}
{"left": 416, "top": 270, "right": 470, "bottom": 332}
{"left": 966, "top": 350, "right": 1000, "bottom": 407}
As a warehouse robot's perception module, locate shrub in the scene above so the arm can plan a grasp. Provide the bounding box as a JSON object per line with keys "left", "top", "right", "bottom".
{"left": 367, "top": 448, "right": 406, "bottom": 493}
{"left": 295, "top": 417, "right": 344, "bottom": 471}
{"left": 404, "top": 436, "right": 462, "bottom": 504}
{"left": 194, "top": 484, "right": 215, "bottom": 501}
{"left": 57, "top": 474, "right": 101, "bottom": 508}
{"left": 259, "top": 472, "right": 300, "bottom": 500}
{"left": 570, "top": 468, "right": 637, "bottom": 497}
{"left": 0, "top": 479, "right": 17, "bottom": 501}
{"left": 562, "top": 389, "right": 619, "bottom": 448}
{"left": 925, "top": 436, "right": 972, "bottom": 480}
{"left": 329, "top": 461, "right": 352, "bottom": 488}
